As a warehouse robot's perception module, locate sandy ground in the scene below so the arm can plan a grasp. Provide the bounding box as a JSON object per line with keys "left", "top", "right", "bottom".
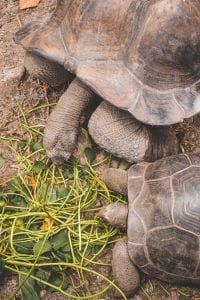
{"left": 1, "top": 1, "right": 200, "bottom": 299}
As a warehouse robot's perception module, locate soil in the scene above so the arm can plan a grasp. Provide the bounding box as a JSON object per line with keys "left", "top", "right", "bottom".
{"left": 0, "top": 0, "right": 56, "bottom": 180}
{"left": 1, "top": 1, "right": 200, "bottom": 299}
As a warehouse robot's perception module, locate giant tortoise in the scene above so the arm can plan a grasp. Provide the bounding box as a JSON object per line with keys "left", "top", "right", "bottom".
{"left": 15, "top": 0, "right": 200, "bottom": 163}
{"left": 99, "top": 152, "right": 200, "bottom": 296}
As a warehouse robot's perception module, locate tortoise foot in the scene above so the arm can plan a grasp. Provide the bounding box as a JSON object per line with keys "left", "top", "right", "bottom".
{"left": 43, "top": 126, "right": 77, "bottom": 164}
{"left": 112, "top": 238, "right": 140, "bottom": 297}
{"left": 43, "top": 79, "right": 94, "bottom": 164}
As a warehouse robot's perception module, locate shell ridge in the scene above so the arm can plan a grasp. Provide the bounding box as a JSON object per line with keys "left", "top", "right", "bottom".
{"left": 172, "top": 92, "right": 185, "bottom": 114}
{"left": 147, "top": 224, "right": 199, "bottom": 237}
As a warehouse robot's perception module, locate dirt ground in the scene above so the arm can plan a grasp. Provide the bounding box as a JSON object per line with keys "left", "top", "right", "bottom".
{"left": 0, "top": 0, "right": 56, "bottom": 180}
{"left": 1, "top": 1, "right": 200, "bottom": 299}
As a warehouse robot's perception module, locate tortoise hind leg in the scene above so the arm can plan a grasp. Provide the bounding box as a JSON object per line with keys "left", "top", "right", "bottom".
{"left": 43, "top": 78, "right": 95, "bottom": 164}
{"left": 88, "top": 101, "right": 178, "bottom": 163}
{"left": 24, "top": 52, "right": 73, "bottom": 87}
{"left": 112, "top": 238, "right": 140, "bottom": 297}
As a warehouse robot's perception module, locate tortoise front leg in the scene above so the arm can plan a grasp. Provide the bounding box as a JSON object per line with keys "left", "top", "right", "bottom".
{"left": 43, "top": 78, "right": 94, "bottom": 163}
{"left": 112, "top": 238, "right": 140, "bottom": 297}
{"left": 24, "top": 52, "right": 73, "bottom": 87}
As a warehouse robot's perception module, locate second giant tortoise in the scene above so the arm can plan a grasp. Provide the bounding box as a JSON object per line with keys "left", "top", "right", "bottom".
{"left": 15, "top": 0, "right": 200, "bottom": 163}
{"left": 99, "top": 152, "right": 200, "bottom": 297}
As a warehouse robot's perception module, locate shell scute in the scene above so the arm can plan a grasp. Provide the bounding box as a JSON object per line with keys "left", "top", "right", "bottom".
{"left": 128, "top": 153, "right": 200, "bottom": 283}
{"left": 133, "top": 178, "right": 173, "bottom": 231}
{"left": 188, "top": 152, "right": 200, "bottom": 165}
{"left": 146, "top": 226, "right": 199, "bottom": 277}
{"left": 64, "top": 0, "right": 133, "bottom": 61}
{"left": 127, "top": 212, "right": 145, "bottom": 245}
{"left": 173, "top": 166, "right": 200, "bottom": 235}
{"left": 128, "top": 242, "right": 148, "bottom": 268}
{"left": 144, "top": 154, "right": 190, "bottom": 180}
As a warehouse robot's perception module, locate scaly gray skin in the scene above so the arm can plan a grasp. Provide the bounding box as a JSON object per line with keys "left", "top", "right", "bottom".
{"left": 100, "top": 168, "right": 128, "bottom": 196}
{"left": 24, "top": 52, "right": 178, "bottom": 164}
{"left": 24, "top": 53, "right": 95, "bottom": 164}
{"left": 112, "top": 238, "right": 140, "bottom": 297}
{"left": 98, "top": 202, "right": 128, "bottom": 228}
{"left": 99, "top": 169, "right": 140, "bottom": 297}
{"left": 43, "top": 78, "right": 94, "bottom": 164}
{"left": 88, "top": 101, "right": 178, "bottom": 163}
{"left": 24, "top": 52, "right": 73, "bottom": 87}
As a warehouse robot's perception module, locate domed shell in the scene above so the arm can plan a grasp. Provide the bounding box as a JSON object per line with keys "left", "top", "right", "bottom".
{"left": 127, "top": 153, "right": 200, "bottom": 284}
{"left": 15, "top": 0, "right": 200, "bottom": 125}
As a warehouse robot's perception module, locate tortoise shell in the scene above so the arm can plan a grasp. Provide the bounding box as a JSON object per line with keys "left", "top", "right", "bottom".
{"left": 128, "top": 153, "right": 200, "bottom": 284}
{"left": 15, "top": 0, "right": 200, "bottom": 125}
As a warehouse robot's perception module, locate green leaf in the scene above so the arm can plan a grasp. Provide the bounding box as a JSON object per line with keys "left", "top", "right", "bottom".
{"left": 51, "top": 273, "right": 68, "bottom": 289}
{"left": 29, "top": 223, "right": 41, "bottom": 231}
{"left": 32, "top": 161, "right": 46, "bottom": 174}
{"left": 80, "top": 165, "right": 91, "bottom": 176}
{"left": 30, "top": 141, "right": 43, "bottom": 152}
{"left": 51, "top": 230, "right": 69, "bottom": 251}
{"left": 63, "top": 170, "right": 74, "bottom": 180}
{"left": 0, "top": 200, "right": 6, "bottom": 209}
{"left": 38, "top": 184, "right": 56, "bottom": 204}
{"left": 14, "top": 234, "right": 35, "bottom": 254}
{"left": 0, "top": 154, "right": 5, "bottom": 169}
{"left": 19, "top": 275, "right": 40, "bottom": 300}
{"left": 9, "top": 195, "right": 27, "bottom": 208}
{"left": 84, "top": 147, "right": 96, "bottom": 163}
{"left": 35, "top": 268, "right": 51, "bottom": 289}
{"left": 19, "top": 139, "right": 28, "bottom": 150}
{"left": 9, "top": 176, "right": 24, "bottom": 192}
{"left": 56, "top": 249, "right": 71, "bottom": 262}
{"left": 0, "top": 257, "right": 5, "bottom": 274}
{"left": 33, "top": 237, "right": 52, "bottom": 256}
{"left": 57, "top": 186, "right": 70, "bottom": 199}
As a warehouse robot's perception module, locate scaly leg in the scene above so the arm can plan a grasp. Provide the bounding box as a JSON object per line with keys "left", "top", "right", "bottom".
{"left": 89, "top": 101, "right": 178, "bottom": 163}
{"left": 24, "top": 52, "right": 73, "bottom": 87}
{"left": 43, "top": 78, "right": 95, "bottom": 163}
{"left": 112, "top": 238, "right": 140, "bottom": 297}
